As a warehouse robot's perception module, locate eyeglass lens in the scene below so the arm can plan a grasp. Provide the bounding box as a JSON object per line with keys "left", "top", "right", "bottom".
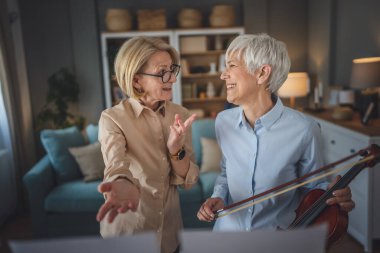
{"left": 162, "top": 65, "right": 180, "bottom": 83}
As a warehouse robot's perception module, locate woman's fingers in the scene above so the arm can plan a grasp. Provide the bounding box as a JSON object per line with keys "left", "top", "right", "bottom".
{"left": 184, "top": 113, "right": 197, "bottom": 128}
{"left": 107, "top": 208, "right": 119, "bottom": 223}
{"left": 97, "top": 201, "right": 113, "bottom": 221}
{"left": 197, "top": 205, "right": 214, "bottom": 222}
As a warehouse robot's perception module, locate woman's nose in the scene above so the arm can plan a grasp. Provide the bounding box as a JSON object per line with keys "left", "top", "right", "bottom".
{"left": 220, "top": 70, "right": 229, "bottom": 80}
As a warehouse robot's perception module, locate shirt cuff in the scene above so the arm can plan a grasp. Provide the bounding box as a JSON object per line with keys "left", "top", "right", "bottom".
{"left": 105, "top": 173, "right": 140, "bottom": 188}
{"left": 170, "top": 161, "right": 199, "bottom": 185}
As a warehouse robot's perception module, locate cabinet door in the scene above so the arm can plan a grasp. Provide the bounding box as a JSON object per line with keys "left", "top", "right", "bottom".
{"left": 316, "top": 119, "right": 370, "bottom": 248}
{"left": 100, "top": 31, "right": 174, "bottom": 108}
{"left": 175, "top": 28, "right": 244, "bottom": 117}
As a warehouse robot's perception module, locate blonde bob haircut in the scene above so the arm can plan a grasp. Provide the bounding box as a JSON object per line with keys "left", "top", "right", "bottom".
{"left": 114, "top": 36, "right": 179, "bottom": 99}
{"left": 226, "top": 33, "right": 291, "bottom": 93}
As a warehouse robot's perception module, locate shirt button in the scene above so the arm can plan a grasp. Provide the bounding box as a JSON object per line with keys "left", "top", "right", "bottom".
{"left": 248, "top": 208, "right": 252, "bottom": 212}
{"left": 162, "top": 157, "right": 166, "bottom": 161}
{"left": 159, "top": 211, "right": 162, "bottom": 215}
{"left": 157, "top": 229, "right": 160, "bottom": 233}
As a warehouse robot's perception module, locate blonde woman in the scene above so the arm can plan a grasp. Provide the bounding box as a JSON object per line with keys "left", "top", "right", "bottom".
{"left": 96, "top": 37, "right": 198, "bottom": 253}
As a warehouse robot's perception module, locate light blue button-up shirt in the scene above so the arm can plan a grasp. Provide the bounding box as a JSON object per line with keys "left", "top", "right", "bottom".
{"left": 212, "top": 97, "right": 328, "bottom": 231}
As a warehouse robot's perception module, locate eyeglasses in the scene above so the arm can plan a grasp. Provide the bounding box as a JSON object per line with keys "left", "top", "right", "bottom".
{"left": 138, "top": 64, "right": 181, "bottom": 83}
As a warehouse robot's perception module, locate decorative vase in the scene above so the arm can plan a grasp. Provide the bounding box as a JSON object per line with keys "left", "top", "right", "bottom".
{"left": 105, "top": 9, "right": 132, "bottom": 32}
{"left": 207, "top": 82, "right": 216, "bottom": 98}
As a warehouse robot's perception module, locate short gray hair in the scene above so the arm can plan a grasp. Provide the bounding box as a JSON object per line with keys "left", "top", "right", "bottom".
{"left": 226, "top": 33, "right": 291, "bottom": 93}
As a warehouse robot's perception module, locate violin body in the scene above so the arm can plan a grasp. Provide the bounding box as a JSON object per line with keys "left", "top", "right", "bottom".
{"left": 291, "top": 189, "right": 348, "bottom": 247}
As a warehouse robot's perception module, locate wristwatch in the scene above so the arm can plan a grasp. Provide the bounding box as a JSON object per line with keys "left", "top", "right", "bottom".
{"left": 170, "top": 146, "right": 186, "bottom": 161}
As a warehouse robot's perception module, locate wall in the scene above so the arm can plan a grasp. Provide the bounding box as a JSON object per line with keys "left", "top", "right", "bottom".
{"left": 308, "top": 0, "right": 380, "bottom": 88}
{"left": 19, "top": 0, "right": 243, "bottom": 128}
{"left": 19, "top": 0, "right": 103, "bottom": 126}
{"left": 18, "top": 0, "right": 380, "bottom": 134}
{"left": 333, "top": 0, "right": 380, "bottom": 86}
{"left": 243, "top": 0, "right": 308, "bottom": 71}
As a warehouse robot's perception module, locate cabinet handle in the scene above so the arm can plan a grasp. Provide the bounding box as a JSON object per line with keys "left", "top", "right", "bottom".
{"left": 330, "top": 140, "right": 336, "bottom": 145}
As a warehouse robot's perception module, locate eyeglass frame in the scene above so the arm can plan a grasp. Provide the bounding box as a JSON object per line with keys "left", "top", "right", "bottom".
{"left": 137, "top": 64, "right": 181, "bottom": 83}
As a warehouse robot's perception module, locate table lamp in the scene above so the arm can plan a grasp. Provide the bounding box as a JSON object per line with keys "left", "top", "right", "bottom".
{"left": 350, "top": 57, "right": 380, "bottom": 124}
{"left": 278, "top": 72, "right": 309, "bottom": 108}
{"left": 350, "top": 57, "right": 380, "bottom": 90}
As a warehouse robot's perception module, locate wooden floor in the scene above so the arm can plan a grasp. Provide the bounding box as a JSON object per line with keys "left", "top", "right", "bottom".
{"left": 0, "top": 214, "right": 377, "bottom": 253}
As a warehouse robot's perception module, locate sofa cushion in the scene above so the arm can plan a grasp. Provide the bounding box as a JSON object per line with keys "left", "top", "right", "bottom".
{"left": 86, "top": 124, "right": 99, "bottom": 144}
{"left": 199, "top": 172, "right": 219, "bottom": 199}
{"left": 40, "top": 126, "right": 85, "bottom": 184}
{"left": 200, "top": 137, "right": 222, "bottom": 173}
{"left": 45, "top": 180, "right": 104, "bottom": 212}
{"left": 178, "top": 182, "right": 202, "bottom": 204}
{"left": 68, "top": 142, "right": 105, "bottom": 182}
{"left": 191, "top": 119, "right": 216, "bottom": 166}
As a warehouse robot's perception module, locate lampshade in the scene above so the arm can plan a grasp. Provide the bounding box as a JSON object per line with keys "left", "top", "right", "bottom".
{"left": 278, "top": 72, "right": 309, "bottom": 98}
{"left": 350, "top": 57, "right": 380, "bottom": 89}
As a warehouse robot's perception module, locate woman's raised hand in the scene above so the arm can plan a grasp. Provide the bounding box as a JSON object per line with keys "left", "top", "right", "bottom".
{"left": 167, "top": 113, "right": 196, "bottom": 154}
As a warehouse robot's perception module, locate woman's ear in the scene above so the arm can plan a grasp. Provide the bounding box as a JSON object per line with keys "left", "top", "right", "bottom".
{"left": 257, "top": 65, "right": 272, "bottom": 85}
{"left": 132, "top": 75, "right": 141, "bottom": 89}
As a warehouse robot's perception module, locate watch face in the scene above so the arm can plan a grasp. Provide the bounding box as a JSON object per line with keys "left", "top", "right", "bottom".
{"left": 178, "top": 149, "right": 186, "bottom": 160}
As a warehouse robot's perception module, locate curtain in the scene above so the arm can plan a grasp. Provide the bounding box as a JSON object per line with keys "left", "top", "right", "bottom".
{"left": 0, "top": 36, "right": 17, "bottom": 226}
{"left": 0, "top": 0, "right": 36, "bottom": 225}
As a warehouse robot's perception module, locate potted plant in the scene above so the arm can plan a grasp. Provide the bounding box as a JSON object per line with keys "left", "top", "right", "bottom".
{"left": 36, "top": 68, "right": 85, "bottom": 130}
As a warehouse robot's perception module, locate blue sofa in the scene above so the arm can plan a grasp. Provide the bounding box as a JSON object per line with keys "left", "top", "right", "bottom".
{"left": 23, "top": 119, "right": 218, "bottom": 238}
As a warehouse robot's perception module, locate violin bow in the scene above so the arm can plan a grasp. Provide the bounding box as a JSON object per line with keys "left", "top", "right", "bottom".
{"left": 214, "top": 144, "right": 380, "bottom": 219}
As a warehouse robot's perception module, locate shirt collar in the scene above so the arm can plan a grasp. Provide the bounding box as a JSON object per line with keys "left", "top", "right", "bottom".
{"left": 236, "top": 95, "right": 284, "bottom": 131}
{"left": 128, "top": 98, "right": 166, "bottom": 118}
{"left": 259, "top": 95, "right": 284, "bottom": 130}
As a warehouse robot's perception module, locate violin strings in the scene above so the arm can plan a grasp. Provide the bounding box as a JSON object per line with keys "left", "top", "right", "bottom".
{"left": 215, "top": 155, "right": 374, "bottom": 219}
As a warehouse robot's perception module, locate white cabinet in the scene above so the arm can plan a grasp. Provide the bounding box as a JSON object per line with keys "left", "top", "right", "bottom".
{"left": 100, "top": 28, "right": 244, "bottom": 111}
{"left": 309, "top": 114, "right": 380, "bottom": 252}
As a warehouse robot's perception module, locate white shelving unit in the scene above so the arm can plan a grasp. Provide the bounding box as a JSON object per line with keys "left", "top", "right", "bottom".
{"left": 100, "top": 27, "right": 244, "bottom": 111}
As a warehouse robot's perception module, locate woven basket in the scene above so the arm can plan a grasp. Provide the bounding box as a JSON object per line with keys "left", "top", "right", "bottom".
{"left": 209, "top": 5, "right": 235, "bottom": 27}
{"left": 178, "top": 8, "right": 202, "bottom": 28}
{"left": 137, "top": 9, "right": 167, "bottom": 30}
{"left": 105, "top": 9, "right": 132, "bottom": 32}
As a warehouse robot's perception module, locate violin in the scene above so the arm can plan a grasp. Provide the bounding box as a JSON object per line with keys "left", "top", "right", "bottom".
{"left": 214, "top": 144, "right": 380, "bottom": 247}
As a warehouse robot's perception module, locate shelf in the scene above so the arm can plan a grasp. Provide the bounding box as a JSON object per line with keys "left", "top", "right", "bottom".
{"left": 183, "top": 97, "right": 226, "bottom": 103}
{"left": 100, "top": 27, "right": 244, "bottom": 109}
{"left": 182, "top": 73, "right": 221, "bottom": 79}
{"left": 181, "top": 50, "right": 225, "bottom": 56}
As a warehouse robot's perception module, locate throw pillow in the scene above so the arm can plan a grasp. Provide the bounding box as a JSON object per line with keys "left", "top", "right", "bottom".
{"left": 200, "top": 137, "right": 222, "bottom": 173}
{"left": 69, "top": 142, "right": 105, "bottom": 182}
{"left": 40, "top": 126, "right": 85, "bottom": 184}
